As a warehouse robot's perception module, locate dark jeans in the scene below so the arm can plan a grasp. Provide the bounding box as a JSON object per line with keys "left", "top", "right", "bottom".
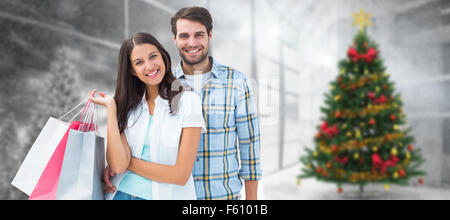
{"left": 113, "top": 191, "right": 146, "bottom": 200}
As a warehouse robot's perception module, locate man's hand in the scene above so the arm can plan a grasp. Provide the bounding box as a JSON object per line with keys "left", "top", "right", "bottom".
{"left": 103, "top": 165, "right": 117, "bottom": 193}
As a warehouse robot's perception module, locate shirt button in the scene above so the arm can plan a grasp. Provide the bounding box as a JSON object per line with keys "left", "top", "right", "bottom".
{"left": 196, "top": 159, "right": 200, "bottom": 162}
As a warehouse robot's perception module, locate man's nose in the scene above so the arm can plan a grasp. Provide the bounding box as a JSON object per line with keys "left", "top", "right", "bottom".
{"left": 187, "top": 37, "right": 197, "bottom": 47}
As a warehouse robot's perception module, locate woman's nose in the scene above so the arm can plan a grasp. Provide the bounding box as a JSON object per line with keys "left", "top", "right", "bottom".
{"left": 144, "top": 62, "right": 156, "bottom": 71}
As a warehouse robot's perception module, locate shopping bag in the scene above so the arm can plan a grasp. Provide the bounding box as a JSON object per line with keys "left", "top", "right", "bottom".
{"left": 11, "top": 97, "right": 100, "bottom": 199}
{"left": 11, "top": 117, "right": 70, "bottom": 196}
{"left": 28, "top": 121, "right": 82, "bottom": 200}
{"left": 57, "top": 129, "right": 105, "bottom": 200}
{"left": 28, "top": 98, "right": 99, "bottom": 200}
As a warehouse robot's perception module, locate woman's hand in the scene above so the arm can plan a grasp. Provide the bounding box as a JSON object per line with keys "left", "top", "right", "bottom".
{"left": 88, "top": 90, "right": 131, "bottom": 174}
{"left": 88, "top": 89, "right": 116, "bottom": 109}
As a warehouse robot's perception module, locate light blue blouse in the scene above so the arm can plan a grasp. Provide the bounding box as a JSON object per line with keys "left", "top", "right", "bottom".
{"left": 117, "top": 115, "right": 153, "bottom": 200}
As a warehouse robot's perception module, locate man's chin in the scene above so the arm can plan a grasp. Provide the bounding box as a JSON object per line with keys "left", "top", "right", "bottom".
{"left": 181, "top": 53, "right": 208, "bottom": 65}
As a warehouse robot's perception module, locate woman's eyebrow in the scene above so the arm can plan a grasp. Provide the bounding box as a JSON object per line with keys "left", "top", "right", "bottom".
{"left": 132, "top": 57, "right": 142, "bottom": 63}
{"left": 132, "top": 51, "right": 157, "bottom": 63}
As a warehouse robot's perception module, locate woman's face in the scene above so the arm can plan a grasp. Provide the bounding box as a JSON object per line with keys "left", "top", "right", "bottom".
{"left": 130, "top": 43, "right": 165, "bottom": 86}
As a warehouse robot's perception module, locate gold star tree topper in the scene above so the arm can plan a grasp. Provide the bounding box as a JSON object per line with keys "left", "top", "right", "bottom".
{"left": 352, "top": 8, "right": 372, "bottom": 31}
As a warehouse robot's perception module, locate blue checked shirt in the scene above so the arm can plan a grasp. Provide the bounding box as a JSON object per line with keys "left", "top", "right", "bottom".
{"left": 174, "top": 57, "right": 262, "bottom": 200}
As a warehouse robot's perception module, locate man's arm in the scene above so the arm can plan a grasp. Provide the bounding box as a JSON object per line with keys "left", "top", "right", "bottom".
{"left": 235, "top": 77, "right": 262, "bottom": 200}
{"left": 245, "top": 180, "right": 259, "bottom": 200}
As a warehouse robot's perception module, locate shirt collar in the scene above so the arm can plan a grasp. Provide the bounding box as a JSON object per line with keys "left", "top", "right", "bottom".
{"left": 174, "top": 56, "right": 221, "bottom": 80}
{"left": 140, "top": 93, "right": 166, "bottom": 110}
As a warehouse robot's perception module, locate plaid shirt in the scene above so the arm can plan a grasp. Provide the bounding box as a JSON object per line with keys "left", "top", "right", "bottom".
{"left": 174, "top": 57, "right": 262, "bottom": 200}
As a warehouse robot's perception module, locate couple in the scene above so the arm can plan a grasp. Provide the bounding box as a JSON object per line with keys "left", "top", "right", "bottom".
{"left": 89, "top": 6, "right": 261, "bottom": 200}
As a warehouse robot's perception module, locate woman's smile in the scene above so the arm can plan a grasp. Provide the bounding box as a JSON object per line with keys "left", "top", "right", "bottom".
{"left": 145, "top": 69, "right": 159, "bottom": 79}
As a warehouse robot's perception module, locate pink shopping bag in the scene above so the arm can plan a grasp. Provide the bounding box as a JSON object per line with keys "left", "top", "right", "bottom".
{"left": 28, "top": 98, "right": 97, "bottom": 200}
{"left": 28, "top": 121, "right": 81, "bottom": 200}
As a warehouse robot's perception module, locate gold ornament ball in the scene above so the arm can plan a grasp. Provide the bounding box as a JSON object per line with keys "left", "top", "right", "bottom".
{"left": 393, "top": 172, "right": 399, "bottom": 179}
{"left": 347, "top": 131, "right": 352, "bottom": 137}
{"left": 405, "top": 152, "right": 411, "bottom": 160}
{"left": 391, "top": 148, "right": 398, "bottom": 156}
{"left": 313, "top": 151, "right": 319, "bottom": 158}
{"left": 334, "top": 95, "right": 342, "bottom": 102}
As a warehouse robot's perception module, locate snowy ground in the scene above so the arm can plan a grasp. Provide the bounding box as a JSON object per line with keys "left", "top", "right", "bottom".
{"left": 258, "top": 164, "right": 450, "bottom": 200}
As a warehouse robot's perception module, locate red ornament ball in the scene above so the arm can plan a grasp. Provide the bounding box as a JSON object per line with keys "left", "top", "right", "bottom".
{"left": 331, "top": 145, "right": 338, "bottom": 153}
{"left": 418, "top": 178, "right": 424, "bottom": 185}
{"left": 390, "top": 114, "right": 396, "bottom": 122}
{"left": 399, "top": 169, "right": 406, "bottom": 177}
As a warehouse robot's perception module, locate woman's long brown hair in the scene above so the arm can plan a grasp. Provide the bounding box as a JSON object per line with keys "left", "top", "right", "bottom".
{"left": 114, "top": 32, "right": 184, "bottom": 133}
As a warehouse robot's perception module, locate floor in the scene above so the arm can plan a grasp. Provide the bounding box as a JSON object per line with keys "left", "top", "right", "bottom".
{"left": 258, "top": 164, "right": 450, "bottom": 200}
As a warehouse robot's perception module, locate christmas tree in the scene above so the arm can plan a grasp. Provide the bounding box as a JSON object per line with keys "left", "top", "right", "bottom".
{"left": 298, "top": 9, "right": 425, "bottom": 193}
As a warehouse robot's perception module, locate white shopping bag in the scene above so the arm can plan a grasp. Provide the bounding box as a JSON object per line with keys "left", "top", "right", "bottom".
{"left": 11, "top": 117, "right": 69, "bottom": 196}
{"left": 11, "top": 98, "right": 91, "bottom": 196}
{"left": 57, "top": 130, "right": 105, "bottom": 200}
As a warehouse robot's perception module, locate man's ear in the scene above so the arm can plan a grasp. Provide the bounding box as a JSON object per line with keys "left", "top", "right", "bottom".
{"left": 173, "top": 35, "right": 177, "bottom": 44}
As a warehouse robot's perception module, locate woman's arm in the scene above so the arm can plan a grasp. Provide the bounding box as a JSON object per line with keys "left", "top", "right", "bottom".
{"left": 128, "top": 127, "right": 201, "bottom": 186}
{"left": 88, "top": 90, "right": 131, "bottom": 174}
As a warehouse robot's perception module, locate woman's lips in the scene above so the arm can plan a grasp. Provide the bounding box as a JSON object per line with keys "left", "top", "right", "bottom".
{"left": 145, "top": 69, "right": 159, "bottom": 79}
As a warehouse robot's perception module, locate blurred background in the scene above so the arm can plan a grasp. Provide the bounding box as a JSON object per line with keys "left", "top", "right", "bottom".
{"left": 1, "top": 0, "right": 449, "bottom": 199}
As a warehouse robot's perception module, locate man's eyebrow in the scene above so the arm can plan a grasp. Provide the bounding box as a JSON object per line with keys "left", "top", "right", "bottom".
{"left": 178, "top": 31, "right": 206, "bottom": 36}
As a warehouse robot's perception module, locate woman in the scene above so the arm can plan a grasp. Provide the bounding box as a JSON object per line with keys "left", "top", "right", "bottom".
{"left": 88, "top": 32, "right": 205, "bottom": 200}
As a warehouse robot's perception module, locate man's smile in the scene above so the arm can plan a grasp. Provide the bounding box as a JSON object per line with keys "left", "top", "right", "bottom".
{"left": 184, "top": 48, "right": 202, "bottom": 55}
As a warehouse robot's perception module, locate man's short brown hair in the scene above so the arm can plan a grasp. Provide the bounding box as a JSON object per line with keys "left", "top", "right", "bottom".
{"left": 171, "top": 6, "right": 213, "bottom": 36}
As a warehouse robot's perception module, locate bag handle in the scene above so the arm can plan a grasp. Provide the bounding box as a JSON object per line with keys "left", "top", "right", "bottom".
{"left": 58, "top": 96, "right": 99, "bottom": 134}
{"left": 58, "top": 98, "right": 89, "bottom": 121}
{"left": 79, "top": 100, "right": 97, "bottom": 133}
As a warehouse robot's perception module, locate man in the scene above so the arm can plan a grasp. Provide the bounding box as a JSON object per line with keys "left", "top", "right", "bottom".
{"left": 104, "top": 6, "right": 261, "bottom": 200}
{"left": 170, "top": 6, "right": 261, "bottom": 200}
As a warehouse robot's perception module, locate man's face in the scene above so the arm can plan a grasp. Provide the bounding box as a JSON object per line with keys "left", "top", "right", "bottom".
{"left": 174, "top": 19, "right": 211, "bottom": 65}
